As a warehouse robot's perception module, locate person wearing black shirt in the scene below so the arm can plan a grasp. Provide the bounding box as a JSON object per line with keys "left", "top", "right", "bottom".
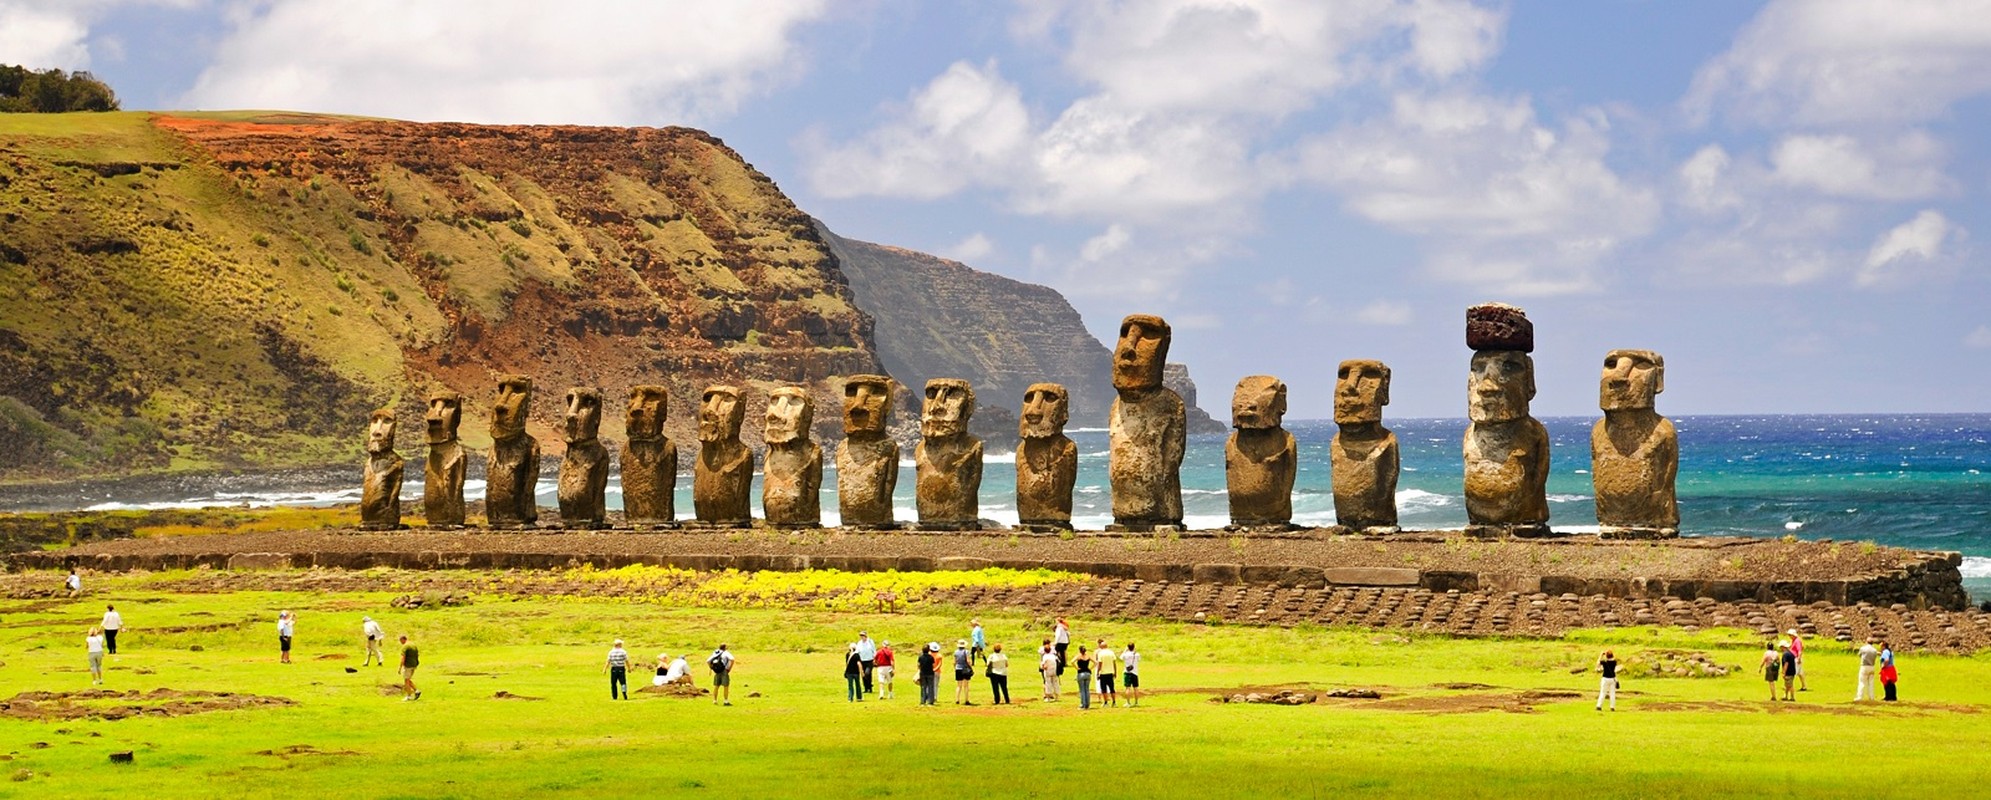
{"left": 917, "top": 643, "right": 940, "bottom": 706}
{"left": 1595, "top": 650, "right": 1618, "bottom": 711}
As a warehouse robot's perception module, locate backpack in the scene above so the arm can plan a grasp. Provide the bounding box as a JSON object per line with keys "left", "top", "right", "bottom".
{"left": 708, "top": 651, "right": 728, "bottom": 674}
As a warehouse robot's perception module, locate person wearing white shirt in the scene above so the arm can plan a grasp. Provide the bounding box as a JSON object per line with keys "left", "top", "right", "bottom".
{"left": 1121, "top": 642, "right": 1141, "bottom": 707}
{"left": 276, "top": 611, "right": 296, "bottom": 664}
{"left": 1053, "top": 618, "right": 1071, "bottom": 674}
{"left": 362, "top": 616, "right": 386, "bottom": 666}
{"left": 1094, "top": 639, "right": 1118, "bottom": 707}
{"left": 87, "top": 626, "right": 106, "bottom": 685}
{"left": 855, "top": 632, "right": 878, "bottom": 695}
{"left": 1855, "top": 640, "right": 1880, "bottom": 702}
{"left": 101, "top": 605, "right": 123, "bottom": 655}
{"left": 1038, "top": 645, "right": 1060, "bottom": 702}
{"left": 66, "top": 569, "right": 81, "bottom": 597}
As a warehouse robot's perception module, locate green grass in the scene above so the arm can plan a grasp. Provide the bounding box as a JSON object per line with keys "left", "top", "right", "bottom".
{"left": 2, "top": 570, "right": 1987, "bottom": 798}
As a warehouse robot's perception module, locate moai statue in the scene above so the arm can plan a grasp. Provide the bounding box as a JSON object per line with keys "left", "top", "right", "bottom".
{"left": 1015, "top": 383, "right": 1078, "bottom": 532}
{"left": 422, "top": 392, "right": 467, "bottom": 528}
{"left": 693, "top": 385, "right": 753, "bottom": 527}
{"left": 360, "top": 409, "right": 404, "bottom": 530}
{"left": 1226, "top": 375, "right": 1296, "bottom": 530}
{"left": 916, "top": 378, "right": 983, "bottom": 530}
{"left": 762, "top": 386, "right": 823, "bottom": 528}
{"left": 556, "top": 387, "right": 609, "bottom": 529}
{"left": 1331, "top": 360, "right": 1400, "bottom": 533}
{"left": 486, "top": 375, "right": 540, "bottom": 528}
{"left": 1592, "top": 350, "right": 1679, "bottom": 538}
{"left": 836, "top": 374, "right": 900, "bottom": 530}
{"left": 620, "top": 385, "right": 678, "bottom": 528}
{"left": 1107, "top": 314, "right": 1185, "bottom": 531}
{"left": 1463, "top": 303, "right": 1551, "bottom": 536}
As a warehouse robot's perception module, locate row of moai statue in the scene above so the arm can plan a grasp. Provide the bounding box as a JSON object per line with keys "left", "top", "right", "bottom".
{"left": 358, "top": 307, "right": 1676, "bottom": 537}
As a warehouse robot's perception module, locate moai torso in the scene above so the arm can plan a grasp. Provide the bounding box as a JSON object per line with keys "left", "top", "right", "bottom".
{"left": 1108, "top": 315, "right": 1185, "bottom": 528}
{"left": 1016, "top": 383, "right": 1077, "bottom": 528}
{"left": 360, "top": 409, "right": 404, "bottom": 530}
{"left": 836, "top": 375, "right": 900, "bottom": 528}
{"left": 422, "top": 393, "right": 467, "bottom": 527}
{"left": 1331, "top": 360, "right": 1399, "bottom": 531}
{"left": 916, "top": 379, "right": 983, "bottom": 528}
{"left": 556, "top": 388, "right": 609, "bottom": 528}
{"left": 1226, "top": 376, "right": 1295, "bottom": 527}
{"left": 1591, "top": 350, "right": 1679, "bottom": 533}
{"left": 762, "top": 386, "right": 823, "bottom": 528}
{"left": 486, "top": 376, "right": 540, "bottom": 528}
{"left": 1462, "top": 308, "right": 1550, "bottom": 532}
{"left": 620, "top": 385, "right": 677, "bottom": 526}
{"left": 693, "top": 385, "right": 753, "bottom": 525}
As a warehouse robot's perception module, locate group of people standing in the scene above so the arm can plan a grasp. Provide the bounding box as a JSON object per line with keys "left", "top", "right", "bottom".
{"left": 839, "top": 618, "right": 1143, "bottom": 710}
{"left": 1753, "top": 629, "right": 1897, "bottom": 703}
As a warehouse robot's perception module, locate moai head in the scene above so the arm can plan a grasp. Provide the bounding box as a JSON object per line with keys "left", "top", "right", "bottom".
{"left": 765, "top": 386, "right": 813, "bottom": 444}
{"left": 424, "top": 392, "right": 462, "bottom": 444}
{"left": 698, "top": 385, "right": 745, "bottom": 443}
{"left": 1019, "top": 383, "right": 1070, "bottom": 439}
{"left": 1112, "top": 314, "right": 1171, "bottom": 391}
{"left": 1468, "top": 350, "right": 1535, "bottom": 423}
{"left": 366, "top": 409, "right": 397, "bottom": 454}
{"left": 491, "top": 375, "right": 533, "bottom": 440}
{"left": 1335, "top": 360, "right": 1391, "bottom": 425}
{"left": 842, "top": 374, "right": 893, "bottom": 436}
{"left": 1600, "top": 349, "right": 1664, "bottom": 411}
{"left": 922, "top": 379, "right": 975, "bottom": 439}
{"left": 1231, "top": 376, "right": 1287, "bottom": 430}
{"left": 564, "top": 388, "right": 602, "bottom": 444}
{"left": 626, "top": 385, "right": 669, "bottom": 442}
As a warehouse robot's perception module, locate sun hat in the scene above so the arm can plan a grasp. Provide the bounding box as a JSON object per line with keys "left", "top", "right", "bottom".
{"left": 1786, "top": 628, "right": 1797, "bottom": 636}
{"left": 614, "top": 639, "right": 624, "bottom": 646}
{"left": 957, "top": 639, "right": 967, "bottom": 647}
{"left": 928, "top": 642, "right": 940, "bottom": 651}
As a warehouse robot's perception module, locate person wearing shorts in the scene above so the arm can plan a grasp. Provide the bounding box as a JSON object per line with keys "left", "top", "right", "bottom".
{"left": 875, "top": 641, "right": 896, "bottom": 700}
{"left": 398, "top": 635, "right": 421, "bottom": 701}
{"left": 953, "top": 639, "right": 974, "bottom": 705}
{"left": 276, "top": 610, "right": 295, "bottom": 664}
{"left": 1759, "top": 641, "right": 1780, "bottom": 701}
{"left": 362, "top": 616, "right": 385, "bottom": 666}
{"left": 1779, "top": 642, "right": 1797, "bottom": 701}
{"left": 1094, "top": 639, "right": 1118, "bottom": 707}
{"left": 1121, "top": 642, "right": 1141, "bottom": 707}
{"left": 709, "top": 644, "right": 735, "bottom": 706}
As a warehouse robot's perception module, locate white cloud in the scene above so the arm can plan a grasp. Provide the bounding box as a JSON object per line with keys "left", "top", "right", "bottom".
{"left": 0, "top": 2, "right": 93, "bottom": 69}
{"left": 1769, "top": 132, "right": 1952, "bottom": 201}
{"left": 1859, "top": 209, "right": 1961, "bottom": 286}
{"left": 940, "top": 232, "right": 995, "bottom": 263}
{"left": 1685, "top": 0, "right": 1991, "bottom": 126}
{"left": 1353, "top": 299, "right": 1412, "bottom": 326}
{"left": 1298, "top": 91, "right": 1658, "bottom": 295}
{"left": 1676, "top": 144, "right": 1741, "bottom": 213}
{"left": 806, "top": 60, "right": 1032, "bottom": 200}
{"left": 1966, "top": 325, "right": 1991, "bottom": 349}
{"left": 180, "top": 0, "right": 829, "bottom": 125}
{"left": 1079, "top": 224, "right": 1132, "bottom": 261}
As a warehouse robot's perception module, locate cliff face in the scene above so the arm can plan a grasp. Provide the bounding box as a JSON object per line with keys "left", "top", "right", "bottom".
{"left": 1165, "top": 363, "right": 1229, "bottom": 434}
{"left": 819, "top": 223, "right": 1117, "bottom": 428}
{"left": 0, "top": 112, "right": 883, "bottom": 479}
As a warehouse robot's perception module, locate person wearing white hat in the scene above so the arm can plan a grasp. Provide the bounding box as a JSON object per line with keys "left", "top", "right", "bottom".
{"left": 361, "top": 615, "right": 386, "bottom": 666}
{"left": 605, "top": 639, "right": 630, "bottom": 700}
{"left": 953, "top": 639, "right": 974, "bottom": 705}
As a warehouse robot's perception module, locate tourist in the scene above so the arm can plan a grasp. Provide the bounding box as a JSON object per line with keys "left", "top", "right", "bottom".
{"left": 398, "top": 635, "right": 421, "bottom": 701}
{"left": 1053, "top": 617, "right": 1071, "bottom": 674}
{"left": 970, "top": 619, "right": 986, "bottom": 665}
{"left": 362, "top": 616, "right": 386, "bottom": 666}
{"left": 917, "top": 642, "right": 939, "bottom": 706}
{"left": 101, "top": 604, "right": 122, "bottom": 655}
{"left": 1786, "top": 628, "right": 1808, "bottom": 691}
{"left": 1075, "top": 645, "right": 1094, "bottom": 709}
{"left": 708, "top": 644, "right": 735, "bottom": 706}
{"left": 1595, "top": 650, "right": 1618, "bottom": 711}
{"left": 1879, "top": 641, "right": 1898, "bottom": 701}
{"left": 66, "top": 567, "right": 81, "bottom": 598}
{"left": 605, "top": 638, "right": 630, "bottom": 700}
{"left": 1759, "top": 641, "right": 1780, "bottom": 701}
{"left": 875, "top": 640, "right": 896, "bottom": 700}
{"left": 1094, "top": 639, "right": 1118, "bottom": 707}
{"left": 856, "top": 631, "right": 878, "bottom": 695}
{"left": 1122, "top": 642, "right": 1140, "bottom": 707}
{"left": 987, "top": 643, "right": 1010, "bottom": 704}
{"left": 86, "top": 625, "right": 106, "bottom": 685}
{"left": 654, "top": 653, "right": 673, "bottom": 686}
{"left": 1779, "top": 641, "right": 1797, "bottom": 701}
{"left": 1039, "top": 644, "right": 1059, "bottom": 702}
{"left": 844, "top": 643, "right": 864, "bottom": 702}
{"left": 953, "top": 639, "right": 974, "bottom": 705}
{"left": 276, "top": 610, "right": 295, "bottom": 664}
{"left": 1855, "top": 639, "right": 1880, "bottom": 702}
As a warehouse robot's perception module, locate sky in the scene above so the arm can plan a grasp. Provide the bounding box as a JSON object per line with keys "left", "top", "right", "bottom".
{"left": 4, "top": 0, "right": 1989, "bottom": 420}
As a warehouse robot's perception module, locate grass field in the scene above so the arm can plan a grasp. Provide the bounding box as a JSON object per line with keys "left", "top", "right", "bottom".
{"left": 3, "top": 568, "right": 1988, "bottom": 799}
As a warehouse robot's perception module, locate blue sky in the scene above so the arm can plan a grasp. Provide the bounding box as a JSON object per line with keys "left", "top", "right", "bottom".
{"left": 5, "top": 0, "right": 1988, "bottom": 419}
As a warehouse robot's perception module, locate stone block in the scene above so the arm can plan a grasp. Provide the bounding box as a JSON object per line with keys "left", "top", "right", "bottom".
{"left": 1465, "top": 302, "right": 1533, "bottom": 351}
{"left": 1322, "top": 567, "right": 1420, "bottom": 587}
{"left": 936, "top": 556, "right": 994, "bottom": 572}
{"left": 1239, "top": 564, "right": 1289, "bottom": 584}
{"left": 227, "top": 553, "right": 292, "bottom": 571}
{"left": 1191, "top": 563, "right": 1243, "bottom": 584}
{"left": 1281, "top": 566, "right": 1328, "bottom": 589}
{"left": 1421, "top": 570, "right": 1479, "bottom": 592}
{"left": 1479, "top": 573, "right": 1541, "bottom": 594}
{"left": 896, "top": 556, "right": 936, "bottom": 572}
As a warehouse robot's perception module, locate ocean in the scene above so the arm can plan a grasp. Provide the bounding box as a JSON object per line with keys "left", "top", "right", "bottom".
{"left": 66, "top": 413, "right": 1991, "bottom": 599}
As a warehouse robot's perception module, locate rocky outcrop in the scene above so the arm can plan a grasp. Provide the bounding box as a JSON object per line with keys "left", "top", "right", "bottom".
{"left": 819, "top": 223, "right": 1117, "bottom": 427}
{"left": 1164, "top": 364, "right": 1227, "bottom": 434}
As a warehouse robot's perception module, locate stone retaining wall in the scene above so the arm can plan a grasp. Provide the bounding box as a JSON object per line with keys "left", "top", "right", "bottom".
{"left": 15, "top": 544, "right": 1967, "bottom": 610}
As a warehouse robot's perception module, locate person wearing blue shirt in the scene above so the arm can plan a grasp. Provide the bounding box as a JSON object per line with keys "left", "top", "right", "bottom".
{"left": 969, "top": 620, "right": 987, "bottom": 665}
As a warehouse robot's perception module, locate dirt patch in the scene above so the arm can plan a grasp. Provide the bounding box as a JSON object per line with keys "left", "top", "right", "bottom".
{"left": 636, "top": 681, "right": 708, "bottom": 698}
{"left": 256, "top": 744, "right": 361, "bottom": 757}
{"left": 313, "top": 653, "right": 348, "bottom": 661}
{"left": 1370, "top": 692, "right": 1557, "bottom": 715}
{"left": 1432, "top": 682, "right": 1502, "bottom": 690}
{"left": 0, "top": 688, "right": 295, "bottom": 721}
{"left": 491, "top": 691, "right": 542, "bottom": 701}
